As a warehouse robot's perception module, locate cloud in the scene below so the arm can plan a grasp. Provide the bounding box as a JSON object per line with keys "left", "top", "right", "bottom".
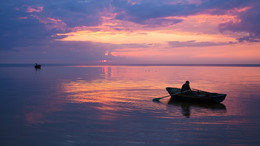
{"left": 40, "top": 0, "right": 111, "bottom": 27}
{"left": 3, "top": 0, "right": 260, "bottom": 47}
{"left": 219, "top": 2, "right": 260, "bottom": 42}
{"left": 168, "top": 40, "right": 235, "bottom": 48}
{"left": 111, "top": 0, "right": 260, "bottom": 41}
{"left": 112, "top": 0, "right": 200, "bottom": 24}
{"left": 26, "top": 6, "right": 43, "bottom": 13}
{"left": 1, "top": 0, "right": 260, "bottom": 64}
{"left": 0, "top": 1, "right": 65, "bottom": 51}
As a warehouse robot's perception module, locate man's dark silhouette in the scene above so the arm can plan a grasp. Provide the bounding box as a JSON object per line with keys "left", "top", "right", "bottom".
{"left": 181, "top": 81, "right": 192, "bottom": 95}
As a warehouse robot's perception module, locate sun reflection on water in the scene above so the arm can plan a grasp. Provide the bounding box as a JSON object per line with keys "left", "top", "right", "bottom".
{"left": 60, "top": 66, "right": 260, "bottom": 120}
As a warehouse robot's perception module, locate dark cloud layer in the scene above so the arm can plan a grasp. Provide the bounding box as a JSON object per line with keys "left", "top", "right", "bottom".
{"left": 112, "top": 0, "right": 200, "bottom": 24}
{"left": 41, "top": 0, "right": 110, "bottom": 27}
{"left": 0, "top": 1, "right": 61, "bottom": 50}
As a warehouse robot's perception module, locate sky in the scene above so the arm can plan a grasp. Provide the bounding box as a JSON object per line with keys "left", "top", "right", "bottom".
{"left": 0, "top": 0, "right": 260, "bottom": 64}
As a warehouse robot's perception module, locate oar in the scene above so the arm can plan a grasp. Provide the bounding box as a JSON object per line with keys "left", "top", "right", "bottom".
{"left": 192, "top": 88, "right": 200, "bottom": 91}
{"left": 192, "top": 88, "right": 207, "bottom": 93}
{"left": 152, "top": 92, "right": 183, "bottom": 102}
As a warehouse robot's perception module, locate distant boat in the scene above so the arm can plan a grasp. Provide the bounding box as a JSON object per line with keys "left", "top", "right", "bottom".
{"left": 166, "top": 87, "right": 226, "bottom": 103}
{"left": 34, "top": 63, "right": 41, "bottom": 69}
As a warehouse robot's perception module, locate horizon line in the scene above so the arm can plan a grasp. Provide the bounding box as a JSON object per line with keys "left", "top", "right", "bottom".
{"left": 1, "top": 63, "right": 260, "bottom": 67}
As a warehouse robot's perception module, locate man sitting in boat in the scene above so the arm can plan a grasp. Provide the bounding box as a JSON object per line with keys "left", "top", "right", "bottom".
{"left": 181, "top": 81, "right": 193, "bottom": 95}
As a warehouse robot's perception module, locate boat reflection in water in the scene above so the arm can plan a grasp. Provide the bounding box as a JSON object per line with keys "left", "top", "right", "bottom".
{"left": 167, "top": 99, "right": 226, "bottom": 118}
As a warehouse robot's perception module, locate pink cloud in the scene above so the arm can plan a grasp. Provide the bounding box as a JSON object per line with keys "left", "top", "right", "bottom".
{"left": 30, "top": 15, "right": 67, "bottom": 31}
{"left": 18, "top": 17, "right": 28, "bottom": 20}
{"left": 26, "top": 6, "right": 44, "bottom": 13}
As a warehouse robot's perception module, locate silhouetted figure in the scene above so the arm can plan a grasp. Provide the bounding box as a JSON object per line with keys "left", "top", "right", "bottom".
{"left": 181, "top": 81, "right": 193, "bottom": 95}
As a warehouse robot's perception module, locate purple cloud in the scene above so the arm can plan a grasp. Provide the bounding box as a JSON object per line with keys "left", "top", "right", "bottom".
{"left": 219, "top": 2, "right": 260, "bottom": 42}
{"left": 40, "top": 0, "right": 110, "bottom": 27}
{"left": 112, "top": 0, "right": 200, "bottom": 24}
{"left": 168, "top": 40, "right": 235, "bottom": 48}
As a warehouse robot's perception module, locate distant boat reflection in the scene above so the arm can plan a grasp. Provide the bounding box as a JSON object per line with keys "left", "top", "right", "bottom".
{"left": 167, "top": 100, "right": 227, "bottom": 118}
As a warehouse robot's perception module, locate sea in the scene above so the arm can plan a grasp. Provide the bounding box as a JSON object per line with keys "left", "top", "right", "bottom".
{"left": 0, "top": 64, "right": 260, "bottom": 145}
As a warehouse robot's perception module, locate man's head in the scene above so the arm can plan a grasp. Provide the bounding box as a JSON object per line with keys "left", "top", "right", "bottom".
{"left": 185, "top": 81, "right": 190, "bottom": 84}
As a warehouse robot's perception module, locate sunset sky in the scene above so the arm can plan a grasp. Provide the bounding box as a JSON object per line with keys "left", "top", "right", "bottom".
{"left": 1, "top": 0, "right": 260, "bottom": 64}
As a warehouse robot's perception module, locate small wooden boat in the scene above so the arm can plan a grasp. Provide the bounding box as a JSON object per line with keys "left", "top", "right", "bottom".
{"left": 166, "top": 87, "right": 226, "bottom": 103}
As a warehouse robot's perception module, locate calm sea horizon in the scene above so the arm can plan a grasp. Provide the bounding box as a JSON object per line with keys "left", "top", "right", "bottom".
{"left": 0, "top": 64, "right": 260, "bottom": 145}
{"left": 1, "top": 63, "right": 260, "bottom": 67}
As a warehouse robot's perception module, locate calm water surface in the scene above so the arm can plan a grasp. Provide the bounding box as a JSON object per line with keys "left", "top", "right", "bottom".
{"left": 0, "top": 65, "right": 260, "bottom": 145}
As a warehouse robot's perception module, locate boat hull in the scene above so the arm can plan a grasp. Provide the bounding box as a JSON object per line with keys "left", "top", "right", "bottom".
{"left": 35, "top": 65, "right": 41, "bottom": 69}
{"left": 166, "top": 87, "right": 226, "bottom": 103}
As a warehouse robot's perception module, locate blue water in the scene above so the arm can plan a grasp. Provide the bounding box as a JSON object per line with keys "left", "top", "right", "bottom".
{"left": 0, "top": 64, "right": 260, "bottom": 145}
